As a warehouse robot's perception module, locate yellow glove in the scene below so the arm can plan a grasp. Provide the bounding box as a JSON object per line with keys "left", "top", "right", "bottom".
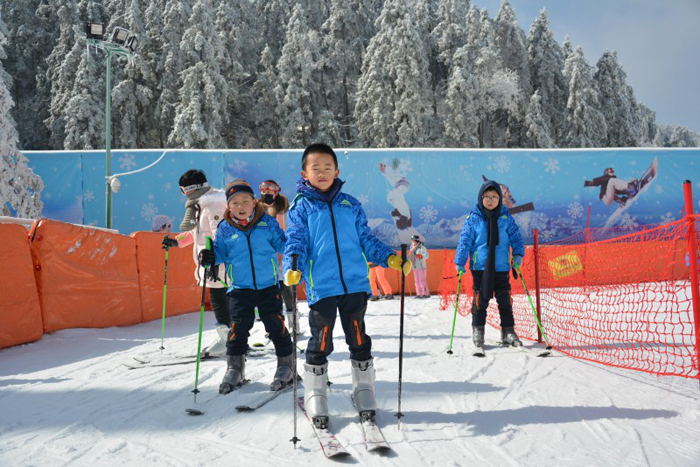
{"left": 387, "top": 255, "right": 412, "bottom": 275}
{"left": 284, "top": 269, "right": 302, "bottom": 286}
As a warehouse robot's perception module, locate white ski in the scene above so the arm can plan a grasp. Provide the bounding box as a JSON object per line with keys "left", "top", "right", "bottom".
{"left": 359, "top": 416, "right": 390, "bottom": 452}
{"left": 297, "top": 397, "right": 351, "bottom": 458}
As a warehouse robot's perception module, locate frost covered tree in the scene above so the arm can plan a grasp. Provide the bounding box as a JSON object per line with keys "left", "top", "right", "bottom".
{"left": 525, "top": 90, "right": 554, "bottom": 148}
{"left": 637, "top": 103, "right": 657, "bottom": 146}
{"left": 594, "top": 50, "right": 641, "bottom": 147}
{"left": 432, "top": 0, "right": 468, "bottom": 75}
{"left": 276, "top": 4, "right": 325, "bottom": 147}
{"left": 254, "top": 0, "right": 293, "bottom": 62}
{"left": 0, "top": 11, "right": 43, "bottom": 218}
{"left": 355, "top": 0, "right": 431, "bottom": 147}
{"left": 252, "top": 46, "right": 280, "bottom": 148}
{"left": 528, "top": 9, "right": 568, "bottom": 146}
{"left": 168, "top": 0, "right": 228, "bottom": 149}
{"left": 563, "top": 46, "right": 607, "bottom": 147}
{"left": 444, "top": 46, "right": 480, "bottom": 146}
{"left": 495, "top": 0, "right": 530, "bottom": 99}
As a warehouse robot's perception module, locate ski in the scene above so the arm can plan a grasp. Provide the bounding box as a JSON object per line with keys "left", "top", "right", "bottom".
{"left": 297, "top": 397, "right": 351, "bottom": 458}
{"left": 350, "top": 396, "right": 390, "bottom": 453}
{"left": 235, "top": 384, "right": 294, "bottom": 412}
{"left": 185, "top": 379, "right": 251, "bottom": 416}
{"left": 486, "top": 340, "right": 551, "bottom": 357}
{"left": 129, "top": 348, "right": 271, "bottom": 368}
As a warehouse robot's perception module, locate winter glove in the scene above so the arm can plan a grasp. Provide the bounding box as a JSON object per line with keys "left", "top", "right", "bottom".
{"left": 388, "top": 255, "right": 412, "bottom": 275}
{"left": 583, "top": 180, "right": 592, "bottom": 187}
{"left": 206, "top": 264, "right": 219, "bottom": 283}
{"left": 162, "top": 237, "right": 179, "bottom": 250}
{"left": 455, "top": 264, "right": 466, "bottom": 274}
{"left": 199, "top": 249, "right": 215, "bottom": 267}
{"left": 284, "top": 269, "right": 302, "bottom": 286}
{"left": 511, "top": 255, "right": 523, "bottom": 269}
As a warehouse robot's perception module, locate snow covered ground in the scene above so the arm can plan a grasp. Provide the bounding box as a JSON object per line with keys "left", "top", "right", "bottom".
{"left": 2, "top": 297, "right": 699, "bottom": 466}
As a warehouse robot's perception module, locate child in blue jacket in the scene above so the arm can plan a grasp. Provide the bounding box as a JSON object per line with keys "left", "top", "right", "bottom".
{"left": 200, "top": 179, "right": 294, "bottom": 395}
{"left": 283, "top": 143, "right": 411, "bottom": 429}
{"left": 455, "top": 180, "right": 525, "bottom": 353}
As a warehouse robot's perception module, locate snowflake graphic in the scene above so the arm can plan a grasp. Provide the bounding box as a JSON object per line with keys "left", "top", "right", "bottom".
{"left": 654, "top": 184, "right": 663, "bottom": 194}
{"left": 228, "top": 159, "right": 249, "bottom": 174}
{"left": 84, "top": 190, "right": 95, "bottom": 202}
{"left": 460, "top": 200, "right": 470, "bottom": 208}
{"left": 141, "top": 203, "right": 158, "bottom": 221}
{"left": 567, "top": 202, "right": 584, "bottom": 219}
{"left": 148, "top": 193, "right": 155, "bottom": 201}
{"left": 75, "top": 195, "right": 83, "bottom": 204}
{"left": 44, "top": 192, "right": 52, "bottom": 200}
{"left": 427, "top": 196, "right": 434, "bottom": 203}
{"left": 543, "top": 157, "right": 560, "bottom": 175}
{"left": 573, "top": 193, "right": 580, "bottom": 200}
{"left": 492, "top": 155, "right": 511, "bottom": 173}
{"left": 165, "top": 183, "right": 172, "bottom": 192}
{"left": 119, "top": 153, "right": 137, "bottom": 171}
{"left": 356, "top": 195, "right": 369, "bottom": 205}
{"left": 620, "top": 213, "right": 638, "bottom": 227}
{"left": 540, "top": 229, "right": 554, "bottom": 242}
{"left": 660, "top": 212, "right": 675, "bottom": 223}
{"left": 419, "top": 205, "right": 438, "bottom": 223}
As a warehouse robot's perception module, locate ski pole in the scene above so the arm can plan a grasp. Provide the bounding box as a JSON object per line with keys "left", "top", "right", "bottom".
{"left": 447, "top": 270, "right": 463, "bottom": 355}
{"left": 192, "top": 237, "right": 213, "bottom": 403}
{"left": 515, "top": 264, "right": 552, "bottom": 355}
{"left": 289, "top": 254, "right": 300, "bottom": 449}
{"left": 159, "top": 239, "right": 171, "bottom": 351}
{"left": 395, "top": 244, "right": 408, "bottom": 427}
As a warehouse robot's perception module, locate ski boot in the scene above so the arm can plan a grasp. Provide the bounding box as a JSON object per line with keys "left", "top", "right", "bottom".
{"left": 270, "top": 353, "right": 295, "bottom": 391}
{"left": 369, "top": 295, "right": 381, "bottom": 302}
{"left": 351, "top": 358, "right": 377, "bottom": 422}
{"left": 382, "top": 294, "right": 394, "bottom": 300}
{"left": 303, "top": 362, "right": 329, "bottom": 429}
{"left": 201, "top": 323, "right": 229, "bottom": 358}
{"left": 219, "top": 355, "right": 246, "bottom": 394}
{"left": 472, "top": 326, "right": 485, "bottom": 349}
{"left": 501, "top": 326, "right": 523, "bottom": 347}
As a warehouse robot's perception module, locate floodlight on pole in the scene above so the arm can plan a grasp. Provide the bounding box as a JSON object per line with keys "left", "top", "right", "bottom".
{"left": 83, "top": 22, "right": 137, "bottom": 229}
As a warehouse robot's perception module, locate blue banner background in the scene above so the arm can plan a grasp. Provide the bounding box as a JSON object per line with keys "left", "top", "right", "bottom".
{"left": 24, "top": 148, "right": 699, "bottom": 248}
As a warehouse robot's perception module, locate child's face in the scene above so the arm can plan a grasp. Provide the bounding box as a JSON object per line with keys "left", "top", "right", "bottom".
{"left": 228, "top": 192, "right": 256, "bottom": 219}
{"left": 482, "top": 189, "right": 500, "bottom": 210}
{"left": 302, "top": 152, "right": 339, "bottom": 192}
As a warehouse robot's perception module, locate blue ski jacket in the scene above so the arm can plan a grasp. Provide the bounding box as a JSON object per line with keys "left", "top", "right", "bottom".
{"left": 454, "top": 205, "right": 525, "bottom": 272}
{"left": 283, "top": 178, "right": 395, "bottom": 305}
{"left": 213, "top": 208, "right": 286, "bottom": 291}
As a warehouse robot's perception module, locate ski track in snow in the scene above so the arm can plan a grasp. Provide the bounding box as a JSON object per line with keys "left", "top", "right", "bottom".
{"left": 1, "top": 299, "right": 700, "bottom": 466}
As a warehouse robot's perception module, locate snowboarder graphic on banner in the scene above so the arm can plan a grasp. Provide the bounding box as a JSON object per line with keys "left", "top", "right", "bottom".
{"left": 584, "top": 167, "right": 641, "bottom": 207}
{"left": 161, "top": 170, "right": 230, "bottom": 359}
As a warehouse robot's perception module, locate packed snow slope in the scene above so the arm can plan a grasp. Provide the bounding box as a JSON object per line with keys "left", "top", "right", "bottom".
{"left": 1, "top": 297, "right": 699, "bottom": 466}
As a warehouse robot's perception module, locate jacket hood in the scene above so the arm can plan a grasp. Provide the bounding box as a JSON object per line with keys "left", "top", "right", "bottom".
{"left": 477, "top": 179, "right": 503, "bottom": 217}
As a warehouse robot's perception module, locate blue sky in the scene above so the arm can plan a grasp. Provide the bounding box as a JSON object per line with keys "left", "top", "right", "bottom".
{"left": 476, "top": 0, "right": 700, "bottom": 132}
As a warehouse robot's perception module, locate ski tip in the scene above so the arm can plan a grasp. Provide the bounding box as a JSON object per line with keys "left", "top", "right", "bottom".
{"left": 185, "top": 408, "right": 204, "bottom": 416}
{"left": 537, "top": 351, "right": 552, "bottom": 358}
{"left": 235, "top": 406, "right": 253, "bottom": 412}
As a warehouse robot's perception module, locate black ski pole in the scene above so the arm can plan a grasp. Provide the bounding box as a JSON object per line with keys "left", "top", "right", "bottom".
{"left": 159, "top": 237, "right": 171, "bottom": 351}
{"left": 289, "top": 254, "right": 301, "bottom": 449}
{"left": 395, "top": 244, "right": 408, "bottom": 427}
{"left": 191, "top": 237, "right": 212, "bottom": 405}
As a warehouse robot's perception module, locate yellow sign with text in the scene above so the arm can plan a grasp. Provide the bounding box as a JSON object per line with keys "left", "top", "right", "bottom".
{"left": 548, "top": 251, "right": 583, "bottom": 280}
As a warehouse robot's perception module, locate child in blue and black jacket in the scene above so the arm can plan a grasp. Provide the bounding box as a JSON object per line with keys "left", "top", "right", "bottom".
{"left": 200, "top": 179, "right": 294, "bottom": 396}
{"left": 455, "top": 179, "right": 525, "bottom": 353}
{"left": 282, "top": 143, "right": 412, "bottom": 429}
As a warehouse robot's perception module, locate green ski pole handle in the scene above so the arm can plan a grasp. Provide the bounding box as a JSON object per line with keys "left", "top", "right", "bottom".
{"left": 192, "top": 236, "right": 213, "bottom": 402}
{"left": 515, "top": 264, "right": 552, "bottom": 350}
{"left": 447, "top": 270, "right": 463, "bottom": 355}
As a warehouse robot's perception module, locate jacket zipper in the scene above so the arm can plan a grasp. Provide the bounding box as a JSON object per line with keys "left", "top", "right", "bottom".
{"left": 245, "top": 231, "right": 258, "bottom": 290}
{"left": 328, "top": 201, "right": 348, "bottom": 294}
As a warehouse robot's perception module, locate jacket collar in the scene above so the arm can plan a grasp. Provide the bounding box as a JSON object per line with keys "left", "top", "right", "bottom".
{"left": 224, "top": 203, "right": 264, "bottom": 232}
{"left": 295, "top": 177, "right": 344, "bottom": 203}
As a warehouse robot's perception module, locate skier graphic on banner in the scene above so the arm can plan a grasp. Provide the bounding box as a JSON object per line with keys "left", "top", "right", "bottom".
{"left": 379, "top": 158, "right": 421, "bottom": 245}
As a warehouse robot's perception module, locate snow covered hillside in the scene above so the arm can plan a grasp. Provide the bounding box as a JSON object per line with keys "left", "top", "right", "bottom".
{"left": 1, "top": 297, "right": 699, "bottom": 466}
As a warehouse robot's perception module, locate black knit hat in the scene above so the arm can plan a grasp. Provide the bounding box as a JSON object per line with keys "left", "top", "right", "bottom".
{"left": 178, "top": 169, "right": 208, "bottom": 191}
{"left": 225, "top": 178, "right": 255, "bottom": 201}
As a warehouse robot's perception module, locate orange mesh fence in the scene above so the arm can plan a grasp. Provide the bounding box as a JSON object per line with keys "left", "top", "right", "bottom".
{"left": 29, "top": 220, "right": 142, "bottom": 333}
{"left": 0, "top": 223, "right": 44, "bottom": 349}
{"left": 439, "top": 217, "right": 700, "bottom": 379}
{"left": 131, "top": 232, "right": 202, "bottom": 322}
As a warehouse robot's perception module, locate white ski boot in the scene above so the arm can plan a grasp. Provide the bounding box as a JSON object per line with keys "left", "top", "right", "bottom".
{"left": 351, "top": 358, "right": 377, "bottom": 421}
{"left": 219, "top": 355, "right": 245, "bottom": 394}
{"left": 303, "top": 362, "right": 329, "bottom": 429}
{"left": 501, "top": 326, "right": 523, "bottom": 347}
{"left": 201, "top": 323, "right": 229, "bottom": 358}
{"left": 472, "top": 326, "right": 485, "bottom": 356}
{"left": 270, "top": 353, "right": 295, "bottom": 391}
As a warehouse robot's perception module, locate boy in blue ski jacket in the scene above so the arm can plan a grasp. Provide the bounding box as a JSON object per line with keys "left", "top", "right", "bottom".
{"left": 283, "top": 143, "right": 411, "bottom": 428}
{"left": 200, "top": 179, "right": 294, "bottom": 395}
{"left": 455, "top": 180, "right": 525, "bottom": 352}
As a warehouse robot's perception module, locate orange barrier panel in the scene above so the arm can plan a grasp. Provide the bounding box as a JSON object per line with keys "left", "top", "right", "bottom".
{"left": 0, "top": 223, "right": 44, "bottom": 349}
{"left": 132, "top": 232, "right": 202, "bottom": 322}
{"left": 29, "top": 220, "right": 142, "bottom": 332}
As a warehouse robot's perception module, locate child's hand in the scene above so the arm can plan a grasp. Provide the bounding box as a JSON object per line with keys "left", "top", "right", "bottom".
{"left": 456, "top": 265, "right": 466, "bottom": 274}
{"left": 388, "top": 255, "right": 412, "bottom": 275}
{"left": 512, "top": 255, "right": 523, "bottom": 269}
{"left": 284, "top": 270, "right": 302, "bottom": 286}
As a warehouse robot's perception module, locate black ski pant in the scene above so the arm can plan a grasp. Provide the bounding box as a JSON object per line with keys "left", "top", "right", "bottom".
{"left": 305, "top": 292, "right": 371, "bottom": 365}
{"left": 226, "top": 285, "right": 293, "bottom": 357}
{"left": 278, "top": 280, "right": 295, "bottom": 312}
{"left": 209, "top": 287, "right": 231, "bottom": 327}
{"left": 470, "top": 270, "right": 514, "bottom": 328}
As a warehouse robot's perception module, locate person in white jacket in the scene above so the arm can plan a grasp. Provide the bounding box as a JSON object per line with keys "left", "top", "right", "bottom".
{"left": 162, "top": 169, "right": 230, "bottom": 357}
{"left": 409, "top": 234, "right": 430, "bottom": 298}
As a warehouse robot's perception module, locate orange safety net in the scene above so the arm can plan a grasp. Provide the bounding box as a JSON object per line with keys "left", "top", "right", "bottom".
{"left": 439, "top": 217, "right": 700, "bottom": 379}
